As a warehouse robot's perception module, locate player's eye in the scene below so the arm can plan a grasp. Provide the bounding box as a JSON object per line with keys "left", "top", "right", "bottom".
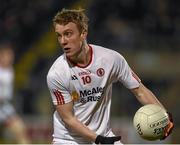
{"left": 64, "top": 31, "right": 72, "bottom": 38}
{"left": 56, "top": 33, "right": 62, "bottom": 38}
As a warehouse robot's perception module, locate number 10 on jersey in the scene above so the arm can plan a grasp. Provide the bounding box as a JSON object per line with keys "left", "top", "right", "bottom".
{"left": 81, "top": 76, "right": 91, "bottom": 85}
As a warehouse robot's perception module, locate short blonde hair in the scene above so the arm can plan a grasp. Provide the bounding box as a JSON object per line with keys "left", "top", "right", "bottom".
{"left": 53, "top": 8, "right": 89, "bottom": 33}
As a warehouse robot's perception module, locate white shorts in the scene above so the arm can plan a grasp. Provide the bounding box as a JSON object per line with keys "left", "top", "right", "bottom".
{"left": 52, "top": 131, "right": 123, "bottom": 145}
{"left": 0, "top": 101, "right": 16, "bottom": 123}
{"left": 53, "top": 139, "right": 123, "bottom": 145}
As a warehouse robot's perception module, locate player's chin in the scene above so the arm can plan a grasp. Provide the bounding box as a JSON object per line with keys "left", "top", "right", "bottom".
{"left": 64, "top": 51, "right": 72, "bottom": 57}
{"left": 65, "top": 53, "right": 76, "bottom": 60}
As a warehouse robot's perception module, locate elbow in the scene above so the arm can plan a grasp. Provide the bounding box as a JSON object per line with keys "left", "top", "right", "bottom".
{"left": 135, "top": 92, "right": 146, "bottom": 102}
{"left": 61, "top": 116, "right": 76, "bottom": 129}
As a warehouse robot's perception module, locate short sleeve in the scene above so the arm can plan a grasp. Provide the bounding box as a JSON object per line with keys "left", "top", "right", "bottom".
{"left": 47, "top": 73, "right": 72, "bottom": 105}
{"left": 112, "top": 52, "right": 141, "bottom": 89}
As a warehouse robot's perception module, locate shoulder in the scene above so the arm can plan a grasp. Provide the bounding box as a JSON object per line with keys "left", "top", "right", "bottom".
{"left": 90, "top": 44, "right": 125, "bottom": 62}
{"left": 47, "top": 54, "right": 70, "bottom": 83}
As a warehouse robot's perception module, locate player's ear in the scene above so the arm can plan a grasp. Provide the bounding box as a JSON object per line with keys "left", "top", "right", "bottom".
{"left": 80, "top": 30, "right": 88, "bottom": 40}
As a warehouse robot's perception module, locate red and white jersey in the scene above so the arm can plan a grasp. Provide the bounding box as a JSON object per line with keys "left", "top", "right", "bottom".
{"left": 0, "top": 67, "right": 14, "bottom": 101}
{"left": 47, "top": 44, "right": 141, "bottom": 143}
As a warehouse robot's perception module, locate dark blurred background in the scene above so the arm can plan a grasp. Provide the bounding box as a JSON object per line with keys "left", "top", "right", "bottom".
{"left": 0, "top": 0, "right": 179, "bottom": 143}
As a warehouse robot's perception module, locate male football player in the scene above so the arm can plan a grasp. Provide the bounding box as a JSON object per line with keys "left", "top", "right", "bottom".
{"left": 47, "top": 9, "right": 173, "bottom": 144}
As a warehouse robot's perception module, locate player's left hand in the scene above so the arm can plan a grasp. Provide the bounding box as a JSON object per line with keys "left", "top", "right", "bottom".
{"left": 161, "top": 112, "right": 174, "bottom": 140}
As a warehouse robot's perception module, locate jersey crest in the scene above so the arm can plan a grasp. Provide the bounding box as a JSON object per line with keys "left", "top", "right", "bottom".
{"left": 96, "top": 68, "right": 105, "bottom": 77}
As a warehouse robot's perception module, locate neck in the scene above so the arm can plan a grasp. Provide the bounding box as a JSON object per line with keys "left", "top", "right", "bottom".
{"left": 69, "top": 41, "right": 91, "bottom": 67}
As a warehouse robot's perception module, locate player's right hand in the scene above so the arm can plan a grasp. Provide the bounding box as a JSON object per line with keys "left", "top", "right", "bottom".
{"left": 161, "top": 112, "right": 174, "bottom": 140}
{"left": 95, "top": 135, "right": 121, "bottom": 144}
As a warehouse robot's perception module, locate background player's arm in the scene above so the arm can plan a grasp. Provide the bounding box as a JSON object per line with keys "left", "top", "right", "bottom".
{"left": 130, "top": 83, "right": 165, "bottom": 109}
{"left": 56, "top": 101, "right": 97, "bottom": 142}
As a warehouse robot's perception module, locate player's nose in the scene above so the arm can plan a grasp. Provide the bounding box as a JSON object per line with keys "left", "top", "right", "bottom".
{"left": 60, "top": 36, "right": 68, "bottom": 44}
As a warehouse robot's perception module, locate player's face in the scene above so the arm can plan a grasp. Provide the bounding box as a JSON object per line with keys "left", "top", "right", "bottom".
{"left": 55, "top": 22, "right": 87, "bottom": 59}
{"left": 0, "top": 48, "right": 14, "bottom": 67}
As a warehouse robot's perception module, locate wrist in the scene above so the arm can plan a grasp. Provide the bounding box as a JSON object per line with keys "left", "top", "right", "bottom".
{"left": 95, "top": 135, "right": 102, "bottom": 144}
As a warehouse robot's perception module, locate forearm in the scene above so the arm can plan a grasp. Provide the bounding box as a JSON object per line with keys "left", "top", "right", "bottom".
{"left": 63, "top": 117, "right": 122, "bottom": 144}
{"left": 63, "top": 116, "right": 97, "bottom": 142}
{"left": 56, "top": 102, "right": 97, "bottom": 142}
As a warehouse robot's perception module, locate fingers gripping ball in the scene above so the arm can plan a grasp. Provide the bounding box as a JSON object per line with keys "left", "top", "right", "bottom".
{"left": 133, "top": 104, "right": 169, "bottom": 141}
{"left": 161, "top": 112, "right": 174, "bottom": 140}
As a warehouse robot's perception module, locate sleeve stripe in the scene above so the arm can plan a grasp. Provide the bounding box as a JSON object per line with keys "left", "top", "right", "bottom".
{"left": 57, "top": 90, "right": 65, "bottom": 105}
{"left": 131, "top": 71, "right": 141, "bottom": 83}
{"left": 53, "top": 90, "right": 65, "bottom": 105}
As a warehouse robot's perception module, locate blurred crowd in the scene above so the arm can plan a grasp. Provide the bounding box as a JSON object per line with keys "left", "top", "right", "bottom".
{"left": 88, "top": 0, "right": 180, "bottom": 51}
{"left": 0, "top": 0, "right": 180, "bottom": 143}
{"left": 0, "top": 0, "right": 77, "bottom": 59}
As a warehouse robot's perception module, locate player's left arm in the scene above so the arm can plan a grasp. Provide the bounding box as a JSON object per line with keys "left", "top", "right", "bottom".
{"left": 131, "top": 83, "right": 174, "bottom": 140}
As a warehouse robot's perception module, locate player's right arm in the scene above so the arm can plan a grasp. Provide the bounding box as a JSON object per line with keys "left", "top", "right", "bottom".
{"left": 56, "top": 102, "right": 121, "bottom": 144}
{"left": 47, "top": 69, "right": 97, "bottom": 142}
{"left": 55, "top": 101, "right": 97, "bottom": 142}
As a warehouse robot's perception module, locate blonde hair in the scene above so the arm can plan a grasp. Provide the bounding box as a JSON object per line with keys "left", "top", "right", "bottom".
{"left": 53, "top": 8, "right": 89, "bottom": 33}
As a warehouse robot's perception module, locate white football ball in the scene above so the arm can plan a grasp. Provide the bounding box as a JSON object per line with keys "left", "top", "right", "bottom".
{"left": 133, "top": 104, "right": 169, "bottom": 140}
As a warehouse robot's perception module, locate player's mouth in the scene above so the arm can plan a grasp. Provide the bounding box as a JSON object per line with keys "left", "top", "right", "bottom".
{"left": 63, "top": 47, "right": 71, "bottom": 52}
